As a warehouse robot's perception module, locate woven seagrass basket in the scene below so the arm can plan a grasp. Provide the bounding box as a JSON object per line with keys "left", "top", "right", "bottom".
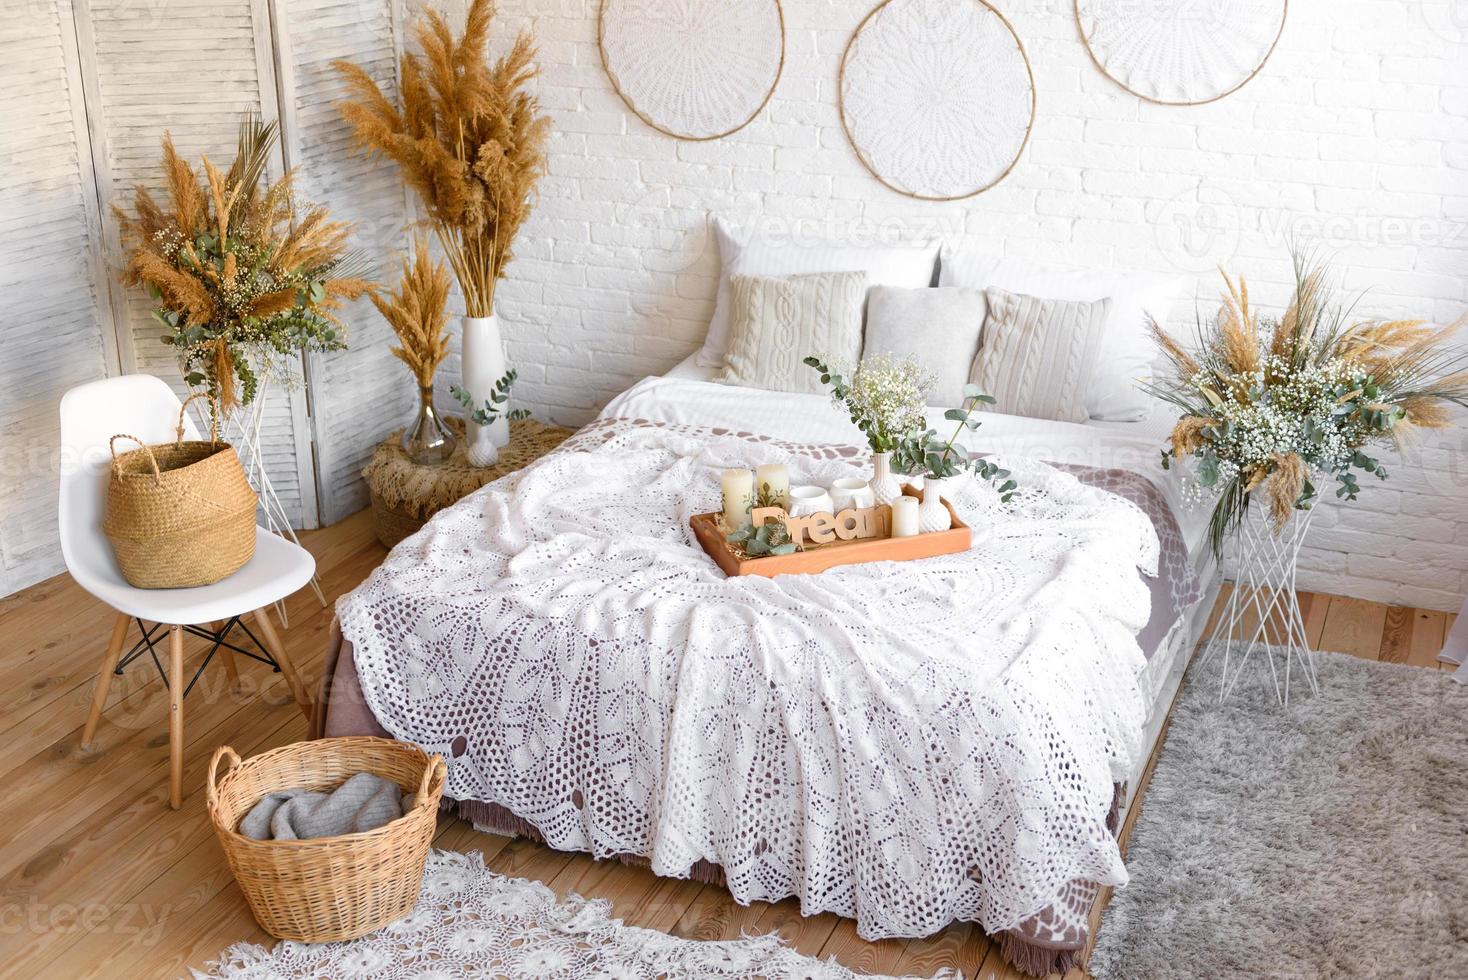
{"left": 207, "top": 738, "right": 447, "bottom": 943}
{"left": 103, "top": 394, "right": 257, "bottom": 588}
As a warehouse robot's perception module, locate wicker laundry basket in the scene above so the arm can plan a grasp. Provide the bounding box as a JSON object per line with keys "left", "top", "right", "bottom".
{"left": 207, "top": 737, "right": 447, "bottom": 942}
{"left": 104, "top": 394, "right": 257, "bottom": 588}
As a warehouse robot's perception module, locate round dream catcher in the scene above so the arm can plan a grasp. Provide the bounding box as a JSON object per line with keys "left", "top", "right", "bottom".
{"left": 1075, "top": 0, "right": 1289, "bottom": 106}
{"left": 598, "top": 0, "right": 785, "bottom": 141}
{"left": 838, "top": 0, "right": 1036, "bottom": 201}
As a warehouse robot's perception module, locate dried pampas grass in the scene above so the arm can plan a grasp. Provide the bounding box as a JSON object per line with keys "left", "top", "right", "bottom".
{"left": 1168, "top": 416, "right": 1212, "bottom": 458}
{"left": 1265, "top": 453, "right": 1308, "bottom": 529}
{"left": 1216, "top": 269, "right": 1261, "bottom": 379}
{"left": 374, "top": 238, "right": 453, "bottom": 388}
{"left": 334, "top": 0, "right": 550, "bottom": 318}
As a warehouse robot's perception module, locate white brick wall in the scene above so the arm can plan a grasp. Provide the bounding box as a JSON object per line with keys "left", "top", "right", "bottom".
{"left": 486, "top": 0, "right": 1468, "bottom": 612}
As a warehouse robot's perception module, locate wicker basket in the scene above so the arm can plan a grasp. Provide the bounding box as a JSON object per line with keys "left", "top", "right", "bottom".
{"left": 207, "top": 737, "right": 447, "bottom": 942}
{"left": 103, "top": 394, "right": 257, "bottom": 588}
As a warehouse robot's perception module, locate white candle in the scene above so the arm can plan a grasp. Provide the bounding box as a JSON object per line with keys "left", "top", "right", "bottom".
{"left": 755, "top": 463, "right": 790, "bottom": 509}
{"left": 891, "top": 495, "right": 920, "bottom": 537}
{"left": 721, "top": 468, "right": 755, "bottom": 530}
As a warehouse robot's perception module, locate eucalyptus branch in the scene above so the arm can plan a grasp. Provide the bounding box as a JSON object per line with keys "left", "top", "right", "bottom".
{"left": 892, "top": 385, "right": 1018, "bottom": 503}
{"left": 451, "top": 369, "right": 532, "bottom": 426}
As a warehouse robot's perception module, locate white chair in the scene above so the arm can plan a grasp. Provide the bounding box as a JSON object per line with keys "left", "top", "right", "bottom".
{"left": 59, "top": 374, "right": 315, "bottom": 809}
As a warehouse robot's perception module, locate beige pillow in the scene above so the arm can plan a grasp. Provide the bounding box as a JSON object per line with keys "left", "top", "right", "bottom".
{"left": 971, "top": 288, "right": 1110, "bottom": 424}
{"left": 719, "top": 271, "right": 867, "bottom": 394}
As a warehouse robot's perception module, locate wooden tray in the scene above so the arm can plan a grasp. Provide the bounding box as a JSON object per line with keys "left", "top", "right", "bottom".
{"left": 690, "top": 496, "right": 971, "bottom": 578}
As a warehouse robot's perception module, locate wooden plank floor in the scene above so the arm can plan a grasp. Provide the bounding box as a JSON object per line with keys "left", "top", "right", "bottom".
{"left": 0, "top": 511, "right": 1455, "bottom": 979}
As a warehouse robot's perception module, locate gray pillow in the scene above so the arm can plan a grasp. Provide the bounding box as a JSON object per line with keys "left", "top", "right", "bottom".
{"left": 971, "top": 288, "right": 1110, "bottom": 424}
{"left": 863, "top": 286, "right": 988, "bottom": 407}
{"left": 719, "top": 271, "right": 868, "bottom": 394}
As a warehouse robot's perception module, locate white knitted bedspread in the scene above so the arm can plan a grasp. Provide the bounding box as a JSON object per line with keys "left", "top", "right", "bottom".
{"left": 338, "top": 419, "right": 1158, "bottom": 941}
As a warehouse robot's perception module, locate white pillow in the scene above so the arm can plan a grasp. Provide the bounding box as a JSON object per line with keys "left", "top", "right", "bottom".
{"left": 939, "top": 246, "right": 1184, "bottom": 421}
{"left": 697, "top": 217, "right": 940, "bottom": 368}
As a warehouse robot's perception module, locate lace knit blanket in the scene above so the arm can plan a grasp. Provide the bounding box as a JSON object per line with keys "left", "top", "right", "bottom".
{"left": 338, "top": 419, "right": 1160, "bottom": 941}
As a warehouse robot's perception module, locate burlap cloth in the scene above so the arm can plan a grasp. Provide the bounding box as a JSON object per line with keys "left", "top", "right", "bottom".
{"left": 363, "top": 415, "right": 573, "bottom": 548}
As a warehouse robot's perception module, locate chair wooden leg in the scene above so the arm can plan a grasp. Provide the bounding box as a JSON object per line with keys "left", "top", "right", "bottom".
{"left": 81, "top": 612, "right": 131, "bottom": 750}
{"left": 168, "top": 625, "right": 184, "bottom": 810}
{"left": 251, "top": 607, "right": 312, "bottom": 723}
{"left": 213, "top": 621, "right": 241, "bottom": 693}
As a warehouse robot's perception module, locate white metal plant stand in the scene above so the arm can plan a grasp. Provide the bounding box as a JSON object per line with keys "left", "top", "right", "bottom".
{"left": 191, "top": 380, "right": 326, "bottom": 624}
{"left": 1201, "top": 504, "right": 1319, "bottom": 705}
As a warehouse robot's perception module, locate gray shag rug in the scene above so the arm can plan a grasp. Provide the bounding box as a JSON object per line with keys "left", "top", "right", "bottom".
{"left": 1091, "top": 645, "right": 1467, "bottom": 980}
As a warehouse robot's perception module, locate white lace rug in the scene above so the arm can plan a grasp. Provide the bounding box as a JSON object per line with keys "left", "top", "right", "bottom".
{"left": 192, "top": 849, "right": 956, "bottom": 980}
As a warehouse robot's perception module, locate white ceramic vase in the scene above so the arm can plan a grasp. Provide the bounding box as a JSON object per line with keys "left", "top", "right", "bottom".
{"left": 918, "top": 477, "right": 954, "bottom": 533}
{"left": 870, "top": 452, "right": 903, "bottom": 507}
{"left": 461, "top": 314, "right": 510, "bottom": 467}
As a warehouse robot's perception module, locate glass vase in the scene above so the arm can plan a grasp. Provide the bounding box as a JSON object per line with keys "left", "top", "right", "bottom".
{"left": 401, "top": 386, "right": 456, "bottom": 465}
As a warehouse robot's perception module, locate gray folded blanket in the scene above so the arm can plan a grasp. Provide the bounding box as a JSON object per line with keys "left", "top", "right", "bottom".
{"left": 239, "top": 772, "right": 412, "bottom": 841}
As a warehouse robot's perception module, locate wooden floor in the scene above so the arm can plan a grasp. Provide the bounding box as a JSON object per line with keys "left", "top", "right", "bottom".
{"left": 0, "top": 509, "right": 1455, "bottom": 979}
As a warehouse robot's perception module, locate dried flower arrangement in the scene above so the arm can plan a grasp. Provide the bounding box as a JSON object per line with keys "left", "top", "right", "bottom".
{"left": 114, "top": 116, "right": 371, "bottom": 412}
{"left": 373, "top": 237, "right": 452, "bottom": 389}
{"left": 1146, "top": 252, "right": 1468, "bottom": 555}
{"left": 333, "top": 0, "right": 551, "bottom": 318}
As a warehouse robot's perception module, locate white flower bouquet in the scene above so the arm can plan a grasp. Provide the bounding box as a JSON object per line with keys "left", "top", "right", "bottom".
{"left": 804, "top": 352, "right": 932, "bottom": 453}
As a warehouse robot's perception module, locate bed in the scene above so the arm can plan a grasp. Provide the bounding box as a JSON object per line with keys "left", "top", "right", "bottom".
{"left": 313, "top": 355, "right": 1220, "bottom": 976}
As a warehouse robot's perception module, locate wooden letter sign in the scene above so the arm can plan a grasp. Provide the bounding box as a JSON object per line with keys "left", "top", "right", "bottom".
{"left": 751, "top": 505, "right": 890, "bottom": 548}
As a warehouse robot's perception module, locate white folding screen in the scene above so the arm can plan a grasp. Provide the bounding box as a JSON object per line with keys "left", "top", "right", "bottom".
{"left": 0, "top": 0, "right": 419, "bottom": 595}
{"left": 79, "top": 0, "right": 318, "bottom": 533}
{"left": 0, "top": 0, "right": 115, "bottom": 596}
{"left": 275, "top": 0, "right": 417, "bottom": 525}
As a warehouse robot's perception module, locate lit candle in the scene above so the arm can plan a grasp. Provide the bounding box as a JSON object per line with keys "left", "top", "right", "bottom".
{"left": 721, "top": 468, "right": 755, "bottom": 531}
{"left": 891, "top": 495, "right": 920, "bottom": 537}
{"left": 755, "top": 464, "right": 790, "bottom": 509}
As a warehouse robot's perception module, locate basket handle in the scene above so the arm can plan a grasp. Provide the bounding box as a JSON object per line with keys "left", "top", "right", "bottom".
{"left": 418, "top": 754, "right": 446, "bottom": 801}
{"left": 109, "top": 434, "right": 162, "bottom": 485}
{"left": 207, "top": 745, "right": 243, "bottom": 811}
{"left": 176, "top": 392, "right": 220, "bottom": 448}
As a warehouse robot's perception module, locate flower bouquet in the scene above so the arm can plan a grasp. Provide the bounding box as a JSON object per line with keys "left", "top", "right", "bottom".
{"left": 1147, "top": 253, "right": 1468, "bottom": 556}
{"left": 115, "top": 115, "right": 372, "bottom": 414}
{"left": 805, "top": 353, "right": 1017, "bottom": 531}
{"left": 1147, "top": 252, "right": 1467, "bottom": 702}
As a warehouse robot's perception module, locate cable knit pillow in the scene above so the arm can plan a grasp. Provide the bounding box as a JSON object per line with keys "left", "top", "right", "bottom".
{"left": 940, "top": 246, "right": 1182, "bottom": 421}
{"left": 698, "top": 218, "right": 940, "bottom": 368}
{"left": 971, "top": 288, "right": 1110, "bottom": 424}
{"left": 719, "top": 271, "right": 867, "bottom": 394}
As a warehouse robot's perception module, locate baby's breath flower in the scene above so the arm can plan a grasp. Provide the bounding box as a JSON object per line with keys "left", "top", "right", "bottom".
{"left": 819, "top": 352, "right": 933, "bottom": 453}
